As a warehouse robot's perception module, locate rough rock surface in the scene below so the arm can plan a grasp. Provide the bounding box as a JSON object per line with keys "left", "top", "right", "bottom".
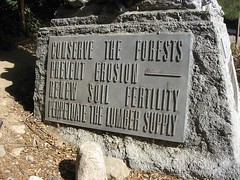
{"left": 105, "top": 156, "right": 130, "bottom": 180}
{"left": 55, "top": 0, "right": 223, "bottom": 18}
{"left": 34, "top": 2, "right": 240, "bottom": 179}
{"left": 75, "top": 142, "right": 107, "bottom": 180}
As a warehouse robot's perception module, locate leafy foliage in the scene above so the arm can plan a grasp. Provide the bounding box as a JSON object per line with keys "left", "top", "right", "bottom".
{"left": 28, "top": 0, "right": 67, "bottom": 20}
{"left": 2, "top": 0, "right": 18, "bottom": 11}
{"left": 218, "top": 0, "right": 240, "bottom": 20}
{"left": 0, "top": 0, "right": 66, "bottom": 33}
{"left": 0, "top": 0, "right": 67, "bottom": 49}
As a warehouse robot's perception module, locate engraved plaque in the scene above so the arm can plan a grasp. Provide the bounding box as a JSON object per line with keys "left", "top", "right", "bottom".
{"left": 45, "top": 33, "right": 192, "bottom": 142}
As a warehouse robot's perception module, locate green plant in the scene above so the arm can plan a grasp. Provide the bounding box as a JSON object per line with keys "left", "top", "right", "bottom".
{"left": 218, "top": 0, "right": 240, "bottom": 48}
{"left": 24, "top": 6, "right": 41, "bottom": 33}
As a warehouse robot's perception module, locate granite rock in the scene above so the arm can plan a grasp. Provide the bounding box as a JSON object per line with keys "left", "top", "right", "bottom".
{"left": 55, "top": 0, "right": 223, "bottom": 18}
{"left": 10, "top": 124, "right": 25, "bottom": 134}
{"left": 11, "top": 147, "right": 24, "bottom": 157}
{"left": 75, "top": 142, "right": 107, "bottom": 180}
{"left": 29, "top": 176, "right": 43, "bottom": 180}
{"left": 34, "top": 2, "right": 240, "bottom": 179}
{"left": 105, "top": 156, "right": 130, "bottom": 180}
{"left": 0, "top": 145, "right": 6, "bottom": 157}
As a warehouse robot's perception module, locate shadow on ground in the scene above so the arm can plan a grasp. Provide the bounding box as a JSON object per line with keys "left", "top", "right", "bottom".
{"left": 0, "top": 48, "right": 36, "bottom": 112}
{"left": 59, "top": 159, "right": 76, "bottom": 180}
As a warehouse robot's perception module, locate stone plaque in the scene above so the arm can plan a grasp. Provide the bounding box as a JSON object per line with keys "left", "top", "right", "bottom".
{"left": 45, "top": 33, "right": 192, "bottom": 142}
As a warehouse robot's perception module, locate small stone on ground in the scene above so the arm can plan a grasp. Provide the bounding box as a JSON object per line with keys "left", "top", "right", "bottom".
{"left": 0, "top": 119, "right": 3, "bottom": 128}
{"left": 105, "top": 156, "right": 130, "bottom": 180}
{"left": 76, "top": 142, "right": 107, "bottom": 180}
{"left": 0, "top": 145, "right": 6, "bottom": 157}
{"left": 10, "top": 124, "right": 25, "bottom": 134}
{"left": 26, "top": 155, "right": 34, "bottom": 162}
{"left": 11, "top": 147, "right": 24, "bottom": 157}
{"left": 29, "top": 176, "right": 43, "bottom": 180}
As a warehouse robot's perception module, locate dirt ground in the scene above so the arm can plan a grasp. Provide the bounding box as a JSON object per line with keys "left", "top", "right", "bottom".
{"left": 0, "top": 47, "right": 77, "bottom": 179}
{"left": 0, "top": 42, "right": 179, "bottom": 179}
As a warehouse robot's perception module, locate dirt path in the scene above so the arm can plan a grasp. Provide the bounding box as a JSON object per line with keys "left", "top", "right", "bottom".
{"left": 0, "top": 48, "right": 76, "bottom": 180}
